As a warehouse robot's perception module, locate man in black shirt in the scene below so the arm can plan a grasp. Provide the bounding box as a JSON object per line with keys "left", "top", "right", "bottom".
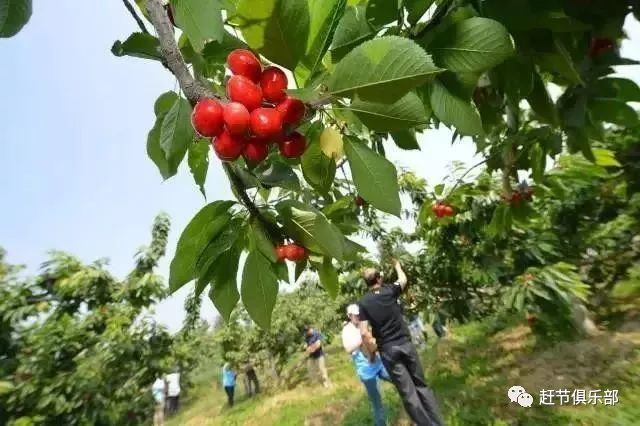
{"left": 358, "top": 260, "right": 443, "bottom": 426}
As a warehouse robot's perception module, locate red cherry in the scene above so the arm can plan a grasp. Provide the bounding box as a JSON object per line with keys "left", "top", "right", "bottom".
{"left": 588, "top": 37, "right": 614, "bottom": 58}
{"left": 434, "top": 204, "right": 444, "bottom": 218}
{"left": 443, "top": 205, "right": 454, "bottom": 216}
{"left": 276, "top": 96, "right": 305, "bottom": 125}
{"left": 212, "top": 130, "right": 245, "bottom": 161}
{"left": 223, "top": 102, "right": 250, "bottom": 136}
{"left": 260, "top": 66, "right": 288, "bottom": 104}
{"left": 355, "top": 196, "right": 365, "bottom": 207}
{"left": 192, "top": 98, "right": 224, "bottom": 137}
{"left": 250, "top": 107, "right": 283, "bottom": 139}
{"left": 227, "top": 75, "right": 263, "bottom": 112}
{"left": 278, "top": 131, "right": 306, "bottom": 158}
{"left": 242, "top": 139, "right": 269, "bottom": 163}
{"left": 226, "top": 49, "right": 262, "bottom": 83}
{"left": 284, "top": 244, "right": 306, "bottom": 262}
{"left": 511, "top": 192, "right": 522, "bottom": 204}
{"left": 275, "top": 245, "right": 287, "bottom": 262}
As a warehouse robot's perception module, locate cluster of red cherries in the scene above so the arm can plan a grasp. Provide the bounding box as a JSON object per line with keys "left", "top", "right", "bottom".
{"left": 432, "top": 202, "right": 455, "bottom": 218}
{"left": 191, "top": 49, "right": 307, "bottom": 163}
{"left": 275, "top": 243, "right": 307, "bottom": 263}
{"left": 502, "top": 186, "right": 534, "bottom": 204}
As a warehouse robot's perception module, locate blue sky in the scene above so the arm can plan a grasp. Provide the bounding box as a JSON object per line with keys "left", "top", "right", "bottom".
{"left": 1, "top": 2, "right": 638, "bottom": 331}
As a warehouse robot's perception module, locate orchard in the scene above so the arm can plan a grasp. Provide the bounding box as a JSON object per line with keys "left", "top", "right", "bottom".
{"left": 2, "top": 0, "right": 640, "bottom": 424}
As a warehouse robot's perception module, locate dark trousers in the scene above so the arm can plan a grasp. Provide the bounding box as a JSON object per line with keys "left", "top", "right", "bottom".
{"left": 379, "top": 341, "right": 443, "bottom": 426}
{"left": 166, "top": 395, "right": 179, "bottom": 414}
{"left": 246, "top": 375, "right": 260, "bottom": 396}
{"left": 224, "top": 386, "right": 235, "bottom": 406}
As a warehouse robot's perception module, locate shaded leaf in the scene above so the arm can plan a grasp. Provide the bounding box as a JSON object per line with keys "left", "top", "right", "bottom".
{"left": 208, "top": 248, "right": 241, "bottom": 322}
{"left": 302, "top": 0, "right": 346, "bottom": 77}
{"left": 276, "top": 200, "right": 345, "bottom": 260}
{"left": 171, "top": 0, "right": 224, "bottom": 51}
{"left": 344, "top": 92, "right": 429, "bottom": 131}
{"left": 160, "top": 97, "right": 194, "bottom": 173}
{"left": 0, "top": 0, "right": 31, "bottom": 37}
{"left": 301, "top": 124, "right": 337, "bottom": 194}
{"left": 366, "top": 0, "right": 397, "bottom": 27}
{"left": 236, "top": 0, "right": 310, "bottom": 69}
{"left": 255, "top": 159, "right": 301, "bottom": 191}
{"left": 330, "top": 5, "right": 374, "bottom": 62}
{"left": 315, "top": 257, "right": 339, "bottom": 298}
{"left": 430, "top": 80, "right": 483, "bottom": 136}
{"left": 526, "top": 72, "right": 558, "bottom": 125}
{"left": 391, "top": 130, "right": 420, "bottom": 150}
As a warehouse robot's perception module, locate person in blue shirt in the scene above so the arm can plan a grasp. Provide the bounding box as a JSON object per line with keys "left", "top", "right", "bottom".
{"left": 342, "top": 304, "right": 391, "bottom": 426}
{"left": 303, "top": 325, "right": 331, "bottom": 388}
{"left": 222, "top": 363, "right": 237, "bottom": 407}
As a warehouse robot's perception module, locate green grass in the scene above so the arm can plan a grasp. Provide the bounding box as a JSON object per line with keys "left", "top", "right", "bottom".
{"left": 169, "top": 315, "right": 640, "bottom": 426}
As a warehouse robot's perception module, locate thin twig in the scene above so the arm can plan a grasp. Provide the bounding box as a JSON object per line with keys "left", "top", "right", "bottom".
{"left": 122, "top": 0, "right": 150, "bottom": 34}
{"left": 442, "top": 158, "right": 488, "bottom": 200}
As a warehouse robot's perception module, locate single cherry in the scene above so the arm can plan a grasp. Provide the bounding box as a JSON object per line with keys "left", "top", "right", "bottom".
{"left": 260, "top": 66, "right": 288, "bottom": 103}
{"left": 242, "top": 139, "right": 269, "bottom": 164}
{"left": 284, "top": 244, "right": 306, "bottom": 262}
{"left": 212, "top": 130, "right": 245, "bottom": 161}
{"left": 192, "top": 98, "right": 224, "bottom": 137}
{"left": 227, "top": 75, "right": 263, "bottom": 112}
{"left": 588, "top": 37, "right": 614, "bottom": 58}
{"left": 275, "top": 245, "right": 287, "bottom": 262}
{"left": 278, "top": 131, "right": 306, "bottom": 158}
{"left": 250, "top": 107, "right": 283, "bottom": 139}
{"left": 443, "top": 205, "right": 454, "bottom": 216}
{"left": 223, "top": 102, "right": 250, "bottom": 136}
{"left": 355, "top": 196, "right": 366, "bottom": 207}
{"left": 276, "top": 96, "right": 305, "bottom": 125}
{"left": 226, "top": 49, "right": 262, "bottom": 83}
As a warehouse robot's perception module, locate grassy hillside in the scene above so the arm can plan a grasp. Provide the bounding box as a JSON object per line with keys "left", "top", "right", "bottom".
{"left": 168, "top": 315, "right": 640, "bottom": 426}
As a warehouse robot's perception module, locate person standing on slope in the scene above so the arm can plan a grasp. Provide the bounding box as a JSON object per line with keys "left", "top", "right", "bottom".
{"left": 165, "top": 369, "right": 181, "bottom": 415}
{"left": 222, "top": 363, "right": 237, "bottom": 407}
{"left": 358, "top": 260, "right": 443, "bottom": 426}
{"left": 342, "top": 304, "right": 391, "bottom": 426}
{"left": 303, "top": 325, "right": 331, "bottom": 388}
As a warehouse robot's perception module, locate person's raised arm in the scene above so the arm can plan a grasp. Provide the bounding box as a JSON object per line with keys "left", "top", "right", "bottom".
{"left": 394, "top": 259, "right": 408, "bottom": 290}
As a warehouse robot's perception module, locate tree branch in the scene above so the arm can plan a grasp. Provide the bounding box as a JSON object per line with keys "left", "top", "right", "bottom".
{"left": 146, "top": 0, "right": 215, "bottom": 104}
{"left": 122, "top": 0, "right": 150, "bottom": 34}
{"left": 144, "top": 0, "right": 284, "bottom": 242}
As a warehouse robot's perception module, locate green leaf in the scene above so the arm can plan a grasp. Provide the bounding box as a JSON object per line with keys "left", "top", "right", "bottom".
{"left": 169, "top": 201, "right": 235, "bottom": 292}
{"left": 276, "top": 200, "right": 345, "bottom": 260}
{"left": 328, "top": 36, "right": 442, "bottom": 102}
{"left": 250, "top": 220, "right": 278, "bottom": 262}
{"left": 526, "top": 73, "right": 558, "bottom": 125}
{"left": 434, "top": 183, "right": 444, "bottom": 195}
{"left": 430, "top": 80, "right": 483, "bottom": 136}
{"left": 406, "top": 0, "right": 435, "bottom": 25}
{"left": 315, "top": 257, "right": 339, "bottom": 298}
{"left": 111, "top": 33, "right": 162, "bottom": 61}
{"left": 241, "top": 251, "right": 279, "bottom": 328}
{"left": 208, "top": 248, "right": 241, "bottom": 322}
{"left": 530, "top": 144, "right": 546, "bottom": 183}
{"left": 285, "top": 87, "right": 328, "bottom": 103}
{"left": 171, "top": 0, "right": 224, "bottom": 51}
{"left": 593, "top": 77, "right": 640, "bottom": 103}
{"left": 254, "top": 159, "right": 300, "bottom": 191}
{"left": 330, "top": 5, "right": 374, "bottom": 62}
{"left": 428, "top": 17, "right": 514, "bottom": 73}
{"left": 236, "top": 0, "right": 310, "bottom": 69}
{"left": 537, "top": 38, "right": 583, "bottom": 85}
{"left": 147, "top": 116, "right": 175, "bottom": 180}
{"left": 391, "top": 130, "right": 420, "bottom": 150}
{"left": 492, "top": 57, "right": 534, "bottom": 101}
{"left": 343, "top": 92, "right": 429, "bottom": 132}
{"left": 160, "top": 97, "right": 194, "bottom": 173}
{"left": 201, "top": 31, "right": 248, "bottom": 65}
{"left": 343, "top": 237, "right": 366, "bottom": 261}
{"left": 589, "top": 99, "right": 639, "bottom": 127}
{"left": 301, "top": 124, "right": 336, "bottom": 194}
{"left": 344, "top": 137, "right": 401, "bottom": 216}
{"left": 302, "top": 0, "right": 346, "bottom": 77}
{"left": 0, "top": 0, "right": 31, "bottom": 37}
{"left": 154, "top": 91, "right": 179, "bottom": 116}
{"left": 592, "top": 148, "right": 621, "bottom": 168}
{"left": 196, "top": 221, "right": 242, "bottom": 290}
{"left": 188, "top": 139, "right": 209, "bottom": 197}
{"left": 366, "top": 0, "right": 397, "bottom": 27}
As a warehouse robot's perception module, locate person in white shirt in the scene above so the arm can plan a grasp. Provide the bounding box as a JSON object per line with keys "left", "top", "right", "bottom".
{"left": 151, "top": 376, "right": 166, "bottom": 426}
{"left": 165, "top": 370, "right": 181, "bottom": 415}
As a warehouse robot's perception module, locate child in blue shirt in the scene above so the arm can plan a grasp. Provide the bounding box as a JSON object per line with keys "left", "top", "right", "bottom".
{"left": 342, "top": 304, "right": 390, "bottom": 426}
{"left": 222, "top": 363, "right": 237, "bottom": 407}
